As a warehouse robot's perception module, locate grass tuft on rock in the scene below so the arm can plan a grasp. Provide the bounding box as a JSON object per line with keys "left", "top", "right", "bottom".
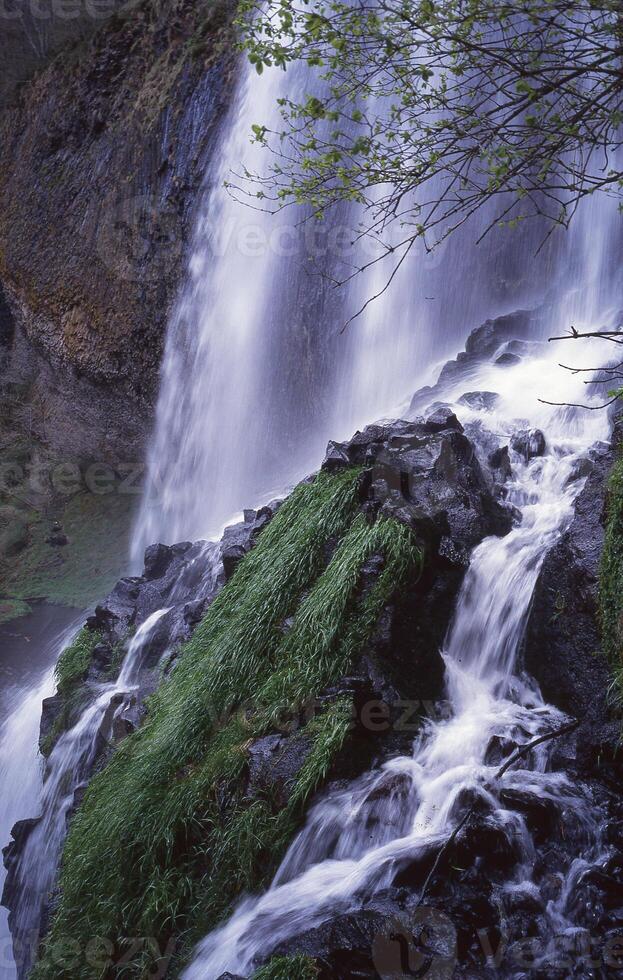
{"left": 33, "top": 468, "right": 422, "bottom": 979}
{"left": 253, "top": 954, "right": 319, "bottom": 979}
{"left": 54, "top": 627, "right": 101, "bottom": 694}
{"left": 39, "top": 627, "right": 103, "bottom": 757}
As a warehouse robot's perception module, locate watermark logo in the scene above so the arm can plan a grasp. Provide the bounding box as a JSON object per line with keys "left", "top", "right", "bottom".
{"left": 372, "top": 908, "right": 457, "bottom": 979}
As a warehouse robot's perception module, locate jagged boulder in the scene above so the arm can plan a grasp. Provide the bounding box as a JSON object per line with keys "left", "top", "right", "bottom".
{"left": 457, "top": 390, "right": 500, "bottom": 412}
{"left": 246, "top": 734, "right": 313, "bottom": 808}
{"left": 322, "top": 415, "right": 513, "bottom": 552}
{"left": 510, "top": 428, "right": 546, "bottom": 461}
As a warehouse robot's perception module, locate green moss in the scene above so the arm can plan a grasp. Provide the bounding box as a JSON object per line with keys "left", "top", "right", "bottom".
{"left": 0, "top": 598, "right": 31, "bottom": 623}
{"left": 33, "top": 468, "right": 422, "bottom": 979}
{"left": 40, "top": 628, "right": 104, "bottom": 757}
{"left": 599, "top": 454, "right": 623, "bottom": 665}
{"left": 55, "top": 627, "right": 101, "bottom": 694}
{"left": 1, "top": 488, "right": 135, "bottom": 610}
{"left": 253, "top": 954, "right": 319, "bottom": 979}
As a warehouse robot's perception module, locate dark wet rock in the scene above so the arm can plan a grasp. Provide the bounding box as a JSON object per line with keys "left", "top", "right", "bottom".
{"left": 221, "top": 506, "right": 278, "bottom": 579}
{"left": 322, "top": 417, "right": 512, "bottom": 552}
{"left": 2, "top": 818, "right": 40, "bottom": 898}
{"left": 452, "top": 817, "right": 524, "bottom": 876}
{"left": 565, "top": 455, "right": 595, "bottom": 485}
{"left": 424, "top": 400, "right": 455, "bottom": 418}
{"left": 409, "top": 309, "right": 543, "bottom": 414}
{"left": 495, "top": 352, "right": 521, "bottom": 367}
{"left": 39, "top": 695, "right": 63, "bottom": 752}
{"left": 183, "top": 598, "right": 206, "bottom": 627}
{"left": 510, "top": 428, "right": 546, "bottom": 461}
{"left": 246, "top": 734, "right": 313, "bottom": 808}
{"left": 438, "top": 536, "right": 470, "bottom": 567}
{"left": 503, "top": 884, "right": 544, "bottom": 916}
{"left": 484, "top": 734, "right": 519, "bottom": 766}
{"left": 425, "top": 407, "right": 463, "bottom": 432}
{"left": 268, "top": 901, "right": 403, "bottom": 978}
{"left": 458, "top": 391, "right": 501, "bottom": 412}
{"left": 489, "top": 446, "right": 513, "bottom": 482}
{"left": 134, "top": 582, "right": 165, "bottom": 624}
{"left": 221, "top": 521, "right": 256, "bottom": 579}
{"left": 498, "top": 788, "right": 560, "bottom": 840}
{"left": 465, "top": 311, "right": 540, "bottom": 357}
{"left": 143, "top": 543, "right": 175, "bottom": 580}
{"left": 87, "top": 577, "right": 142, "bottom": 634}
{"left": 522, "top": 435, "right": 622, "bottom": 779}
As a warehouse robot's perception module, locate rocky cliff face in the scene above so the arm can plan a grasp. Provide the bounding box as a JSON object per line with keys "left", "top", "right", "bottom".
{"left": 0, "top": 0, "right": 238, "bottom": 616}
{"left": 0, "top": 0, "right": 237, "bottom": 462}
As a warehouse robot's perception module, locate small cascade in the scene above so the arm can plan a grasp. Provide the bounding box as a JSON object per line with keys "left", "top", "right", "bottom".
{"left": 182, "top": 338, "right": 612, "bottom": 979}
{"left": 0, "top": 672, "right": 55, "bottom": 980}
{"left": 6, "top": 609, "right": 170, "bottom": 975}
{"left": 0, "top": 615, "right": 81, "bottom": 980}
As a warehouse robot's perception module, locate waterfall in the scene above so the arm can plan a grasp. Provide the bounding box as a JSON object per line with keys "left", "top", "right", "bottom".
{"left": 131, "top": 61, "right": 347, "bottom": 559}
{"left": 131, "top": 54, "right": 556, "bottom": 563}
{"left": 2, "top": 25, "right": 621, "bottom": 980}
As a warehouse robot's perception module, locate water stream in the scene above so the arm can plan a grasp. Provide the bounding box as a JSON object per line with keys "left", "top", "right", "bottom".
{"left": 0, "top": 612, "right": 79, "bottom": 980}
{"left": 4, "top": 610, "right": 170, "bottom": 976}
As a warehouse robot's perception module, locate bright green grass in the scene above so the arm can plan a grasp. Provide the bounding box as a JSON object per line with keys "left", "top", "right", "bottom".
{"left": 599, "top": 452, "right": 623, "bottom": 714}
{"left": 54, "top": 627, "right": 101, "bottom": 694}
{"left": 33, "top": 468, "right": 421, "bottom": 979}
{"left": 253, "top": 954, "right": 319, "bottom": 979}
{"left": 39, "top": 628, "right": 103, "bottom": 757}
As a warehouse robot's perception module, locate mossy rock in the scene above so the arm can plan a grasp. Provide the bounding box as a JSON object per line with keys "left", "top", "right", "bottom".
{"left": 32, "top": 468, "right": 422, "bottom": 979}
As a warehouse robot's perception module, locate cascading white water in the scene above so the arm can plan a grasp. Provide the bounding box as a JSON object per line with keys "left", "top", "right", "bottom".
{"left": 131, "top": 61, "right": 347, "bottom": 559}
{"left": 0, "top": 671, "right": 55, "bottom": 980}
{"left": 3, "top": 22, "right": 621, "bottom": 980}
{"left": 0, "top": 615, "right": 81, "bottom": 980}
{"left": 182, "top": 338, "right": 612, "bottom": 979}
{"left": 6, "top": 608, "right": 170, "bottom": 974}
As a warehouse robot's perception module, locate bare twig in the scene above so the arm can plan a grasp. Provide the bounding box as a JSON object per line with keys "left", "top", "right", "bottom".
{"left": 417, "top": 718, "right": 581, "bottom": 904}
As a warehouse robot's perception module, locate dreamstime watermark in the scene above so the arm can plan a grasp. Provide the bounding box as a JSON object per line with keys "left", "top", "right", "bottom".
{"left": 94, "top": 189, "right": 449, "bottom": 284}
{"left": 0, "top": 0, "right": 143, "bottom": 22}
{"left": 1, "top": 932, "right": 175, "bottom": 978}
{"left": 0, "top": 457, "right": 145, "bottom": 497}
